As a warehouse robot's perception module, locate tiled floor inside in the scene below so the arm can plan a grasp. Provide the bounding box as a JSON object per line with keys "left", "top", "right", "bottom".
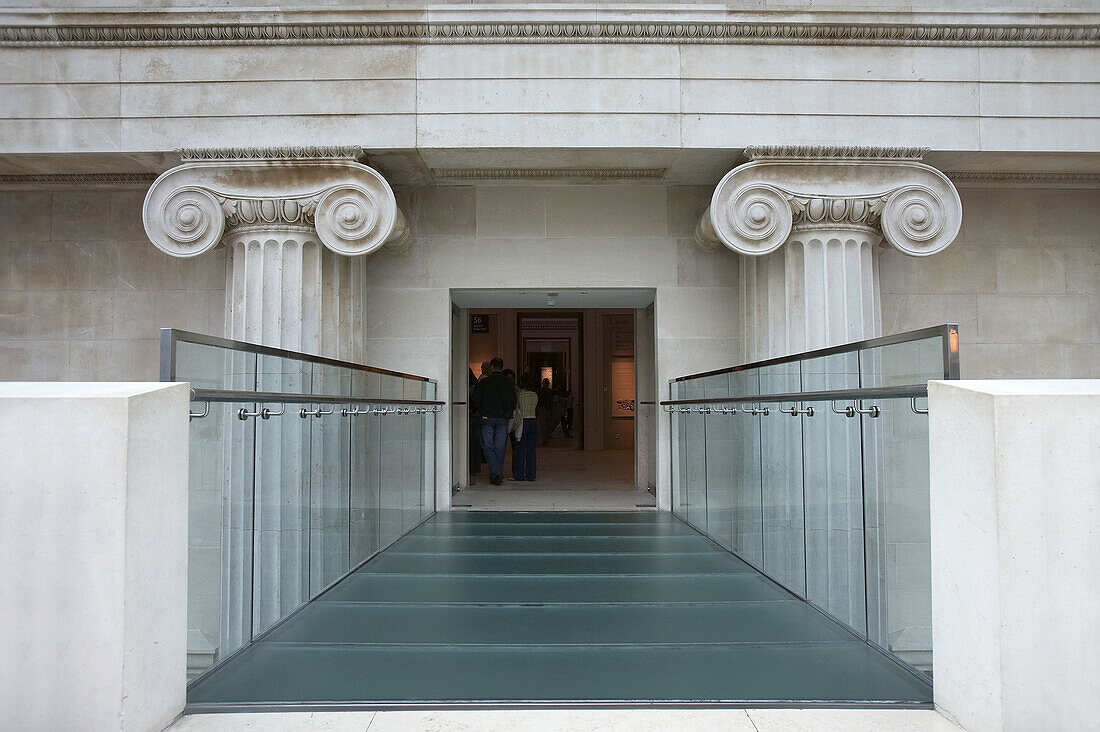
{"left": 186, "top": 512, "right": 932, "bottom": 708}
{"left": 456, "top": 440, "right": 652, "bottom": 511}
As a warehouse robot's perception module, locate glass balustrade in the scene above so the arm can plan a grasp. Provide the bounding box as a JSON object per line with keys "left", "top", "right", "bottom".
{"left": 664, "top": 325, "right": 958, "bottom": 680}
{"left": 163, "top": 329, "right": 441, "bottom": 683}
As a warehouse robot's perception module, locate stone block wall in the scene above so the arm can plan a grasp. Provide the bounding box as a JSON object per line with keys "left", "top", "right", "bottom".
{"left": 1, "top": 183, "right": 1096, "bottom": 385}
{"left": 0, "top": 181, "right": 1097, "bottom": 508}
{"left": 2, "top": 37, "right": 1097, "bottom": 157}
{"left": 879, "top": 187, "right": 1100, "bottom": 378}
{"left": 0, "top": 188, "right": 225, "bottom": 380}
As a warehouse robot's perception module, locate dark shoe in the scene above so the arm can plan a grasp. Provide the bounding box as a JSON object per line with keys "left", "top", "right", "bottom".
{"left": 491, "top": 474, "right": 503, "bottom": 486}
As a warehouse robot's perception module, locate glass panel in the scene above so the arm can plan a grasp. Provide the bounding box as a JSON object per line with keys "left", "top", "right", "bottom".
{"left": 252, "top": 354, "right": 312, "bottom": 636}
{"left": 350, "top": 370, "right": 381, "bottom": 566}
{"left": 800, "top": 352, "right": 866, "bottom": 635}
{"left": 175, "top": 340, "right": 240, "bottom": 390}
{"left": 759, "top": 362, "right": 805, "bottom": 595}
{"left": 308, "top": 363, "right": 351, "bottom": 596}
{"left": 860, "top": 336, "right": 945, "bottom": 389}
{"left": 670, "top": 383, "right": 686, "bottom": 519}
{"left": 703, "top": 374, "right": 732, "bottom": 549}
{"left": 864, "top": 397, "right": 932, "bottom": 677}
{"left": 187, "top": 397, "right": 254, "bottom": 679}
{"left": 730, "top": 399, "right": 762, "bottom": 569}
{"left": 663, "top": 326, "right": 951, "bottom": 677}
{"left": 378, "top": 374, "right": 404, "bottom": 548}
{"left": 728, "top": 367, "right": 760, "bottom": 399}
{"left": 173, "top": 332, "right": 440, "bottom": 684}
{"left": 400, "top": 378, "right": 425, "bottom": 533}
{"left": 422, "top": 382, "right": 437, "bottom": 521}
{"left": 682, "top": 379, "right": 707, "bottom": 530}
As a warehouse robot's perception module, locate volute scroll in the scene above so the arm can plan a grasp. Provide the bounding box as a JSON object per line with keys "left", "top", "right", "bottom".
{"left": 695, "top": 154, "right": 962, "bottom": 258}
{"left": 143, "top": 153, "right": 409, "bottom": 258}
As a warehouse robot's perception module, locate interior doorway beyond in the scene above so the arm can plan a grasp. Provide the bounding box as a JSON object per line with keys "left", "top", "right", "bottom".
{"left": 451, "top": 289, "right": 656, "bottom": 511}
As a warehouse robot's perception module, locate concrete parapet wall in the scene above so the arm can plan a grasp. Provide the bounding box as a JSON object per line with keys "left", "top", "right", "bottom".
{"left": 929, "top": 379, "right": 1100, "bottom": 732}
{"left": 0, "top": 382, "right": 189, "bottom": 732}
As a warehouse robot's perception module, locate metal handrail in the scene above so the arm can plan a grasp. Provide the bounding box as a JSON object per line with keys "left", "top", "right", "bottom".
{"left": 660, "top": 384, "right": 930, "bottom": 409}
{"left": 160, "top": 328, "right": 436, "bottom": 384}
{"left": 191, "top": 388, "right": 444, "bottom": 406}
{"left": 187, "top": 389, "right": 445, "bottom": 420}
{"left": 670, "top": 324, "right": 959, "bottom": 383}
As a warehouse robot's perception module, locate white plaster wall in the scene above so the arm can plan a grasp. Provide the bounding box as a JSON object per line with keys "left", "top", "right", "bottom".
{"left": 0, "top": 382, "right": 188, "bottom": 732}
{"left": 929, "top": 380, "right": 1100, "bottom": 732}
{"left": 0, "top": 188, "right": 225, "bottom": 379}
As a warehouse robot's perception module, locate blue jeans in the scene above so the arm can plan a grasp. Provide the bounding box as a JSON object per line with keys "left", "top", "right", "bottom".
{"left": 513, "top": 418, "right": 538, "bottom": 481}
{"left": 479, "top": 417, "right": 510, "bottom": 479}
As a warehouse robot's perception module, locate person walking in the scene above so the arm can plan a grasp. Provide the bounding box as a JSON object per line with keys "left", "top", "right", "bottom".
{"left": 559, "top": 387, "right": 575, "bottom": 438}
{"left": 536, "top": 377, "right": 556, "bottom": 445}
{"left": 513, "top": 372, "right": 540, "bottom": 481}
{"left": 501, "top": 368, "right": 519, "bottom": 478}
{"left": 470, "top": 357, "right": 517, "bottom": 486}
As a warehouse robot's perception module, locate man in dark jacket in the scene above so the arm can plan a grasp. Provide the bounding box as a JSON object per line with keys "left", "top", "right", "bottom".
{"left": 470, "top": 357, "right": 517, "bottom": 485}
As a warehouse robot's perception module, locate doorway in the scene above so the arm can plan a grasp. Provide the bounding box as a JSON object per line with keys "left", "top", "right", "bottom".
{"left": 450, "top": 289, "right": 656, "bottom": 511}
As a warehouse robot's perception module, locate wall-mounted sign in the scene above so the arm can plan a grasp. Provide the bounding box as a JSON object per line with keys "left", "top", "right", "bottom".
{"left": 611, "top": 360, "right": 635, "bottom": 418}
{"left": 610, "top": 315, "right": 634, "bottom": 357}
{"left": 471, "top": 314, "right": 490, "bottom": 333}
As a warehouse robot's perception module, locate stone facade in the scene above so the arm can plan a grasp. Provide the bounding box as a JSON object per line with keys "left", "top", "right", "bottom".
{"left": 2, "top": 184, "right": 1095, "bottom": 380}
{"left": 1, "top": 3, "right": 1098, "bottom": 724}
{"left": 0, "top": 0, "right": 1095, "bottom": 531}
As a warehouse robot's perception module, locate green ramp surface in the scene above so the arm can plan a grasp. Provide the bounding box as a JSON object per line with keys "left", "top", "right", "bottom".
{"left": 187, "top": 511, "right": 932, "bottom": 707}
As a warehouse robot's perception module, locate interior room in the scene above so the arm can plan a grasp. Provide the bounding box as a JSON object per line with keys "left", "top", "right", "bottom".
{"left": 450, "top": 288, "right": 657, "bottom": 510}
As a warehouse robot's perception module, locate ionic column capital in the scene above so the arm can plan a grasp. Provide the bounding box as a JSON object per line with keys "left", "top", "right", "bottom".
{"left": 142, "top": 147, "right": 409, "bottom": 259}
{"left": 695, "top": 147, "right": 962, "bottom": 258}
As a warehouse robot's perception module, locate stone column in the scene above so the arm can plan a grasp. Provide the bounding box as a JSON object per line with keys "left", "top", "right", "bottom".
{"left": 143, "top": 146, "right": 409, "bottom": 360}
{"left": 142, "top": 147, "right": 409, "bottom": 663}
{"left": 696, "top": 145, "right": 962, "bottom": 361}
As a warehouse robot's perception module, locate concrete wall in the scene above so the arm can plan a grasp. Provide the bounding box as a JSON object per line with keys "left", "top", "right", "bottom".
{"left": 0, "top": 382, "right": 188, "bottom": 732}
{"left": 929, "top": 379, "right": 1100, "bottom": 732}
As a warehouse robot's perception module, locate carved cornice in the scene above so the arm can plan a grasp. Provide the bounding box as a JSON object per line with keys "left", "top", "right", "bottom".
{"left": 143, "top": 158, "right": 408, "bottom": 258}
{"left": 947, "top": 170, "right": 1100, "bottom": 188}
{"left": 179, "top": 146, "right": 364, "bottom": 162}
{"left": 697, "top": 158, "right": 962, "bottom": 258}
{"left": 432, "top": 167, "right": 667, "bottom": 182}
{"left": 0, "top": 173, "right": 157, "bottom": 189}
{"left": 746, "top": 146, "right": 928, "bottom": 161}
{"left": 1, "top": 22, "right": 1097, "bottom": 47}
